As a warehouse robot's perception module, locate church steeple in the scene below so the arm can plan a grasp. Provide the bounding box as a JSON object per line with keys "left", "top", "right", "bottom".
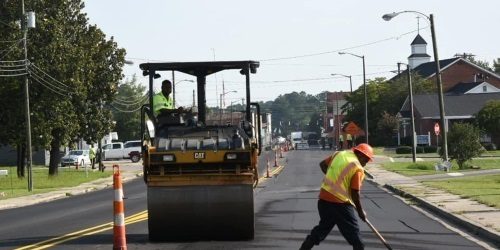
{"left": 408, "top": 34, "right": 431, "bottom": 69}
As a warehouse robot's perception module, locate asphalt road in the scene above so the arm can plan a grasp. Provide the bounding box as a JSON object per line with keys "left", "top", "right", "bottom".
{"left": 0, "top": 150, "right": 487, "bottom": 249}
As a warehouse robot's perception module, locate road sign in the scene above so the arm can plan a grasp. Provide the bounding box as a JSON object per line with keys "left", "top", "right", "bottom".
{"left": 434, "top": 123, "right": 440, "bottom": 136}
{"left": 344, "top": 122, "right": 363, "bottom": 136}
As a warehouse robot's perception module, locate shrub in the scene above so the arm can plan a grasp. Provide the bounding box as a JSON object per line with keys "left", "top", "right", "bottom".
{"left": 482, "top": 143, "right": 497, "bottom": 151}
{"left": 424, "top": 146, "right": 438, "bottom": 153}
{"left": 416, "top": 146, "right": 425, "bottom": 153}
{"left": 396, "top": 146, "right": 412, "bottom": 154}
{"left": 444, "top": 123, "right": 484, "bottom": 169}
{"left": 407, "top": 163, "right": 433, "bottom": 170}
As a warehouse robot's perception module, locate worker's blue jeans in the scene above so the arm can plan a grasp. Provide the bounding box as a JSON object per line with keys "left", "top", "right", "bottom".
{"left": 301, "top": 199, "right": 364, "bottom": 250}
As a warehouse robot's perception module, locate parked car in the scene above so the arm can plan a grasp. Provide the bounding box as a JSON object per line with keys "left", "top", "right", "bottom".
{"left": 61, "top": 150, "right": 90, "bottom": 168}
{"left": 128, "top": 151, "right": 141, "bottom": 163}
{"left": 102, "top": 140, "right": 142, "bottom": 160}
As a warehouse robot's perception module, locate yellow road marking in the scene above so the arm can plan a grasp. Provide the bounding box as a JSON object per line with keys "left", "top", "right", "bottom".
{"left": 16, "top": 211, "right": 148, "bottom": 250}
{"left": 18, "top": 165, "right": 286, "bottom": 249}
{"left": 258, "top": 165, "right": 285, "bottom": 184}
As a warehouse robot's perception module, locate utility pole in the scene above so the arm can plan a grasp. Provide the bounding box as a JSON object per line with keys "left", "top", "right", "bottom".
{"left": 22, "top": 0, "right": 33, "bottom": 191}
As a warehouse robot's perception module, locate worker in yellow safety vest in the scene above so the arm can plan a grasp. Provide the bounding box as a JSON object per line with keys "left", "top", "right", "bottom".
{"left": 338, "top": 134, "right": 344, "bottom": 150}
{"left": 346, "top": 133, "right": 353, "bottom": 149}
{"left": 300, "top": 143, "right": 374, "bottom": 250}
{"left": 153, "top": 80, "right": 175, "bottom": 116}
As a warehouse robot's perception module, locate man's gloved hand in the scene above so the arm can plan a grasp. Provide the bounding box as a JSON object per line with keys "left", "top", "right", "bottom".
{"left": 357, "top": 209, "right": 367, "bottom": 222}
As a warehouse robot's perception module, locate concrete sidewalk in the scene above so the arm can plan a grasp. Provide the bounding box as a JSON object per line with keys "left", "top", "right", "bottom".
{"left": 365, "top": 155, "right": 500, "bottom": 247}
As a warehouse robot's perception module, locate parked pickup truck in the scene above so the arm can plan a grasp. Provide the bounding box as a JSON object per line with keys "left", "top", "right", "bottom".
{"left": 102, "top": 140, "right": 141, "bottom": 161}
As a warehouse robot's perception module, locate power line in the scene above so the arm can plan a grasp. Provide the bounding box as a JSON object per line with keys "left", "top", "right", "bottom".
{"left": 113, "top": 92, "right": 149, "bottom": 105}
{"left": 28, "top": 69, "right": 75, "bottom": 95}
{"left": 123, "top": 27, "right": 426, "bottom": 64}
{"left": 30, "top": 74, "right": 70, "bottom": 97}
{"left": 0, "top": 72, "right": 27, "bottom": 77}
{"left": 109, "top": 103, "right": 143, "bottom": 113}
{"left": 0, "top": 39, "right": 23, "bottom": 60}
{"left": 28, "top": 63, "right": 74, "bottom": 92}
{"left": 260, "top": 26, "right": 427, "bottom": 61}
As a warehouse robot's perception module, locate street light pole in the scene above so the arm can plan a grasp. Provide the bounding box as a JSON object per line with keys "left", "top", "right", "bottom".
{"left": 399, "top": 63, "right": 417, "bottom": 163}
{"left": 382, "top": 11, "right": 448, "bottom": 161}
{"left": 338, "top": 52, "right": 368, "bottom": 144}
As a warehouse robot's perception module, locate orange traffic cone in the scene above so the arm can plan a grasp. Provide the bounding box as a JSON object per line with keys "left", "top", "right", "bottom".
{"left": 265, "top": 157, "right": 271, "bottom": 178}
{"left": 113, "top": 165, "right": 127, "bottom": 250}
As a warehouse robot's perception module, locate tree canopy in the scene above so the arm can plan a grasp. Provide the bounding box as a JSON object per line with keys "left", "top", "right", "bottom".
{"left": 111, "top": 76, "right": 148, "bottom": 142}
{"left": 475, "top": 100, "right": 500, "bottom": 145}
{"left": 0, "top": 0, "right": 125, "bottom": 175}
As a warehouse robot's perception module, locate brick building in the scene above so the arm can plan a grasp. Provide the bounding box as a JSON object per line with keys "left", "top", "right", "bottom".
{"left": 396, "top": 34, "right": 500, "bottom": 146}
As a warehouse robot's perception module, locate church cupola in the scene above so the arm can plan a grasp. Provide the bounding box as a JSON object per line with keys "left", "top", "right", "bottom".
{"left": 408, "top": 34, "right": 431, "bottom": 69}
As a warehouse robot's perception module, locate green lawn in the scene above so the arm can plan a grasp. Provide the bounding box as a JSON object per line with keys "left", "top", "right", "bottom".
{"left": 381, "top": 158, "right": 500, "bottom": 176}
{"left": 0, "top": 166, "right": 112, "bottom": 200}
{"left": 381, "top": 162, "right": 440, "bottom": 176}
{"left": 375, "top": 147, "right": 500, "bottom": 158}
{"left": 422, "top": 174, "right": 500, "bottom": 208}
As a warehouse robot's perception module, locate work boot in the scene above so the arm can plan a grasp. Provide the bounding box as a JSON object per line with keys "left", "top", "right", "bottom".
{"left": 299, "top": 237, "right": 315, "bottom": 250}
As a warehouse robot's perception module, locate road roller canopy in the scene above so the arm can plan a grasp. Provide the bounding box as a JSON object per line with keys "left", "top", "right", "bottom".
{"left": 140, "top": 60, "right": 260, "bottom": 126}
{"left": 139, "top": 61, "right": 259, "bottom": 77}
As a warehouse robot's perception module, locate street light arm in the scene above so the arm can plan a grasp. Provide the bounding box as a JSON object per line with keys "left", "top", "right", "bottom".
{"left": 338, "top": 51, "right": 363, "bottom": 59}
{"left": 222, "top": 90, "right": 237, "bottom": 95}
{"left": 331, "top": 73, "right": 350, "bottom": 78}
{"left": 382, "top": 10, "right": 430, "bottom": 21}
{"left": 174, "top": 79, "right": 194, "bottom": 85}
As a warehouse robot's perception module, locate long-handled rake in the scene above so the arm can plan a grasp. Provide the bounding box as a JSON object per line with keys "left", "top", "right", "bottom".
{"left": 365, "top": 219, "right": 393, "bottom": 250}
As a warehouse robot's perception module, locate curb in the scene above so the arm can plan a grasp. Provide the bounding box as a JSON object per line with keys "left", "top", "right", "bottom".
{"left": 372, "top": 179, "right": 500, "bottom": 247}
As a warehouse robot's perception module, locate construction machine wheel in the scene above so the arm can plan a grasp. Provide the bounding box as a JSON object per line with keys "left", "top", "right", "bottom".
{"left": 147, "top": 184, "right": 254, "bottom": 241}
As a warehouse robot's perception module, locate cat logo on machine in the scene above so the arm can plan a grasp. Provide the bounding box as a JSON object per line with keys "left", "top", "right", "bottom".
{"left": 194, "top": 152, "right": 205, "bottom": 159}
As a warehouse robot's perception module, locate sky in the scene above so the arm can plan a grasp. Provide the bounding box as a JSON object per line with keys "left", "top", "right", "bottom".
{"left": 83, "top": 0, "right": 499, "bottom": 108}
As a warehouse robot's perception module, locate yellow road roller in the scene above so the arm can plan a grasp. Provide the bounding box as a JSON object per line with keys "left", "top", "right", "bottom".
{"left": 139, "top": 61, "right": 261, "bottom": 241}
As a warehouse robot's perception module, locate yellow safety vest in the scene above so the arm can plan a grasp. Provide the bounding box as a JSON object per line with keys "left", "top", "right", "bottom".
{"left": 153, "top": 92, "right": 173, "bottom": 116}
{"left": 320, "top": 151, "right": 364, "bottom": 205}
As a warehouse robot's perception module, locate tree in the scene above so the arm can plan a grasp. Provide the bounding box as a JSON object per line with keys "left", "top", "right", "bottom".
{"left": 376, "top": 112, "right": 399, "bottom": 146}
{"left": 267, "top": 91, "right": 322, "bottom": 136}
{"left": 475, "top": 100, "right": 500, "bottom": 146}
{"left": 0, "top": 0, "right": 125, "bottom": 176}
{"left": 462, "top": 55, "right": 493, "bottom": 72}
{"left": 445, "top": 123, "right": 484, "bottom": 169}
{"left": 342, "top": 74, "right": 433, "bottom": 145}
{"left": 494, "top": 58, "right": 500, "bottom": 74}
{"left": 111, "top": 76, "right": 148, "bottom": 142}
{"left": 0, "top": 0, "right": 30, "bottom": 177}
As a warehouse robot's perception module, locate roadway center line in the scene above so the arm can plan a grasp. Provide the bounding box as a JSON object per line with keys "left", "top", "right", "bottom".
{"left": 15, "top": 211, "right": 148, "bottom": 250}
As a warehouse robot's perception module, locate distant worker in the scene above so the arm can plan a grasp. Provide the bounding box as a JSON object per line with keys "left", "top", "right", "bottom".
{"left": 338, "top": 134, "right": 344, "bottom": 150}
{"left": 89, "top": 145, "right": 96, "bottom": 169}
{"left": 346, "top": 133, "right": 353, "bottom": 149}
{"left": 300, "top": 143, "right": 374, "bottom": 250}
